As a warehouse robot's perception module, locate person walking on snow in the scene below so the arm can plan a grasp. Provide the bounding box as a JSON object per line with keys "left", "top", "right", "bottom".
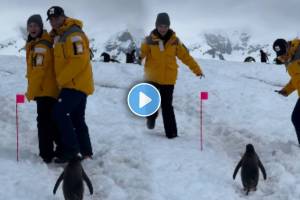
{"left": 47, "top": 6, "right": 94, "bottom": 163}
{"left": 273, "top": 38, "right": 300, "bottom": 145}
{"left": 260, "top": 49, "right": 269, "bottom": 63}
{"left": 25, "top": 14, "right": 62, "bottom": 163}
{"left": 140, "top": 12, "right": 204, "bottom": 139}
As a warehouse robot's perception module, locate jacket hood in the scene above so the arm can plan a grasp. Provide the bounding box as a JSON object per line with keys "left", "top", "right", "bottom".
{"left": 50, "top": 17, "right": 83, "bottom": 36}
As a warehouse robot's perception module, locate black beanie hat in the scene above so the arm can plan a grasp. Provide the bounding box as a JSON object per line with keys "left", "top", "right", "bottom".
{"left": 273, "top": 38, "right": 288, "bottom": 57}
{"left": 27, "top": 14, "right": 43, "bottom": 30}
{"left": 155, "top": 13, "right": 170, "bottom": 27}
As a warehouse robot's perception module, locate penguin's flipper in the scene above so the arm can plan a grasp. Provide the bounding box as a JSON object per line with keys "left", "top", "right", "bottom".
{"left": 83, "top": 169, "right": 93, "bottom": 195}
{"left": 53, "top": 172, "right": 64, "bottom": 194}
{"left": 258, "top": 159, "right": 267, "bottom": 180}
{"left": 233, "top": 159, "right": 242, "bottom": 179}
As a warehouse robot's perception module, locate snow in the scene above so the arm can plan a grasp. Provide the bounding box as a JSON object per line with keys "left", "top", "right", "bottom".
{"left": 0, "top": 54, "right": 299, "bottom": 199}
{"left": 0, "top": 37, "right": 26, "bottom": 57}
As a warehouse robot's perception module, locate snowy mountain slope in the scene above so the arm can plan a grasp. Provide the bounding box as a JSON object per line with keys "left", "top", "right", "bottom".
{"left": 0, "top": 38, "right": 25, "bottom": 56}
{"left": 187, "top": 31, "right": 273, "bottom": 62}
{"left": 0, "top": 29, "right": 279, "bottom": 63}
{"left": 0, "top": 55, "right": 299, "bottom": 200}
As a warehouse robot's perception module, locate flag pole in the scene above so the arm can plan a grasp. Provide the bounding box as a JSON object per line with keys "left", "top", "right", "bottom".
{"left": 16, "top": 94, "right": 25, "bottom": 162}
{"left": 200, "top": 98, "right": 203, "bottom": 151}
{"left": 16, "top": 102, "right": 19, "bottom": 162}
{"left": 199, "top": 92, "right": 208, "bottom": 151}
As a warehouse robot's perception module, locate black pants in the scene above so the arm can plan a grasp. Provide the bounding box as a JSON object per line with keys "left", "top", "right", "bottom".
{"left": 36, "top": 97, "right": 62, "bottom": 161}
{"left": 292, "top": 98, "right": 300, "bottom": 144}
{"left": 53, "top": 89, "right": 93, "bottom": 159}
{"left": 147, "top": 83, "right": 177, "bottom": 137}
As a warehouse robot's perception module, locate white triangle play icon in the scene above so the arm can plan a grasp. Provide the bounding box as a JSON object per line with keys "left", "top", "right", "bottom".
{"left": 139, "top": 92, "right": 152, "bottom": 108}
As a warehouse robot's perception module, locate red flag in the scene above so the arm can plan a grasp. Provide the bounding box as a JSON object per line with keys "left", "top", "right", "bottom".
{"left": 16, "top": 94, "right": 25, "bottom": 104}
{"left": 200, "top": 92, "right": 208, "bottom": 100}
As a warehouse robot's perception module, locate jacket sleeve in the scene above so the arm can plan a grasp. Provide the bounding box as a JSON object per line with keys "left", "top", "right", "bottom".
{"left": 56, "top": 32, "right": 90, "bottom": 87}
{"left": 176, "top": 40, "right": 203, "bottom": 76}
{"left": 288, "top": 39, "right": 300, "bottom": 59}
{"left": 140, "top": 38, "right": 150, "bottom": 60}
{"left": 282, "top": 79, "right": 295, "bottom": 96}
{"left": 26, "top": 44, "right": 51, "bottom": 100}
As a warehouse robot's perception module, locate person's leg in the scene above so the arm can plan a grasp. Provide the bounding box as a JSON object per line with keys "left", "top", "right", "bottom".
{"left": 46, "top": 97, "right": 63, "bottom": 158}
{"left": 36, "top": 97, "right": 55, "bottom": 163}
{"left": 292, "top": 98, "right": 300, "bottom": 145}
{"left": 71, "top": 95, "right": 93, "bottom": 157}
{"left": 52, "top": 89, "right": 83, "bottom": 161}
{"left": 147, "top": 111, "right": 159, "bottom": 129}
{"left": 160, "top": 85, "right": 177, "bottom": 139}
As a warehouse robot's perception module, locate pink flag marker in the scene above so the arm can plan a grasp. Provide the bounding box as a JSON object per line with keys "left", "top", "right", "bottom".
{"left": 16, "top": 94, "right": 25, "bottom": 104}
{"left": 16, "top": 94, "right": 25, "bottom": 162}
{"left": 199, "top": 92, "right": 208, "bottom": 151}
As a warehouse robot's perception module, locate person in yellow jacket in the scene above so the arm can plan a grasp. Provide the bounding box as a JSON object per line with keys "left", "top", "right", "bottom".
{"left": 273, "top": 38, "right": 300, "bottom": 145}
{"left": 140, "top": 13, "right": 204, "bottom": 139}
{"left": 47, "top": 6, "right": 94, "bottom": 163}
{"left": 25, "top": 14, "right": 62, "bottom": 163}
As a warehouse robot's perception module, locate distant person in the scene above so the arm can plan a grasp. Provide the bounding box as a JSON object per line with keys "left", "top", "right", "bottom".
{"left": 260, "top": 50, "right": 268, "bottom": 63}
{"left": 140, "top": 12, "right": 204, "bottom": 139}
{"left": 218, "top": 53, "right": 225, "bottom": 60}
{"left": 25, "top": 14, "right": 62, "bottom": 163}
{"left": 244, "top": 56, "right": 256, "bottom": 62}
{"left": 126, "top": 49, "right": 136, "bottom": 63}
{"left": 100, "top": 52, "right": 110, "bottom": 62}
{"left": 100, "top": 52, "right": 120, "bottom": 63}
{"left": 47, "top": 6, "right": 94, "bottom": 163}
{"left": 273, "top": 38, "right": 300, "bottom": 146}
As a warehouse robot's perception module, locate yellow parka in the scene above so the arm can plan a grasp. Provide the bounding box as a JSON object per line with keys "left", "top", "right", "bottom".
{"left": 140, "top": 29, "right": 203, "bottom": 85}
{"left": 282, "top": 39, "right": 300, "bottom": 97}
{"left": 50, "top": 18, "right": 94, "bottom": 95}
{"left": 26, "top": 31, "right": 59, "bottom": 101}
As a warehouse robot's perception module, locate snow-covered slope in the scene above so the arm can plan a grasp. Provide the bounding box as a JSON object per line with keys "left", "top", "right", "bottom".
{"left": 187, "top": 31, "right": 273, "bottom": 62}
{"left": 0, "top": 29, "right": 279, "bottom": 63}
{"left": 0, "top": 38, "right": 26, "bottom": 56}
{"left": 0, "top": 55, "right": 299, "bottom": 200}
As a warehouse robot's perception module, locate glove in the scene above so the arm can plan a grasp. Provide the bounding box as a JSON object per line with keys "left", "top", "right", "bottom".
{"left": 275, "top": 90, "right": 288, "bottom": 97}
{"left": 277, "top": 55, "right": 289, "bottom": 63}
{"left": 196, "top": 72, "right": 205, "bottom": 79}
{"left": 136, "top": 57, "right": 142, "bottom": 65}
{"left": 25, "top": 92, "right": 32, "bottom": 102}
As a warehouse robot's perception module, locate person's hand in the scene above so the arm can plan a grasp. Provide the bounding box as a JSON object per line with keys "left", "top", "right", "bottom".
{"left": 275, "top": 90, "right": 288, "bottom": 97}
{"left": 137, "top": 57, "right": 142, "bottom": 65}
{"left": 25, "top": 92, "right": 31, "bottom": 102}
{"left": 277, "top": 55, "right": 289, "bottom": 63}
{"left": 199, "top": 74, "right": 205, "bottom": 79}
{"left": 196, "top": 72, "right": 205, "bottom": 79}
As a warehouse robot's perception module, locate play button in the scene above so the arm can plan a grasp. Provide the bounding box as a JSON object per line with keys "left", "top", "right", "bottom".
{"left": 127, "top": 83, "right": 161, "bottom": 117}
{"left": 139, "top": 92, "right": 152, "bottom": 108}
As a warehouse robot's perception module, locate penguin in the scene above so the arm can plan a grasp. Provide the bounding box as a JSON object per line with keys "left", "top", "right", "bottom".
{"left": 53, "top": 156, "right": 93, "bottom": 200}
{"left": 233, "top": 144, "right": 267, "bottom": 195}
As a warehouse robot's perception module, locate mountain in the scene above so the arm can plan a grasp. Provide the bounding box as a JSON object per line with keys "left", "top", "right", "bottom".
{"left": 0, "top": 38, "right": 25, "bottom": 56}
{"left": 0, "top": 29, "right": 276, "bottom": 63}
{"left": 90, "top": 29, "right": 145, "bottom": 63}
{"left": 87, "top": 30, "right": 277, "bottom": 63}
{"left": 187, "top": 31, "right": 273, "bottom": 62}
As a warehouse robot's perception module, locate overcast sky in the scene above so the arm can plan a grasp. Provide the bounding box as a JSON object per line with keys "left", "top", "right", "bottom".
{"left": 0, "top": 0, "right": 299, "bottom": 43}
